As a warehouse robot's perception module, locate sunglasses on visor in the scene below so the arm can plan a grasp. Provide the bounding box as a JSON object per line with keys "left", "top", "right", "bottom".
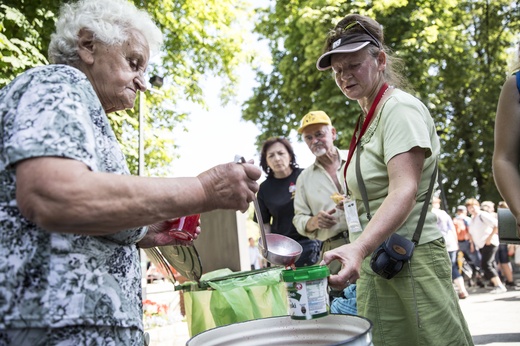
{"left": 342, "top": 20, "right": 382, "bottom": 49}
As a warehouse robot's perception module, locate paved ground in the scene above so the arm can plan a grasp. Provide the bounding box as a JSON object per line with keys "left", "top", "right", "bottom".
{"left": 146, "top": 273, "right": 520, "bottom": 345}
{"left": 459, "top": 281, "right": 520, "bottom": 345}
{"left": 143, "top": 281, "right": 189, "bottom": 346}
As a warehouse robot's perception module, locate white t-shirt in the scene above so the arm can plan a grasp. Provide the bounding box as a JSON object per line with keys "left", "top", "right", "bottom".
{"left": 432, "top": 208, "right": 458, "bottom": 252}
{"left": 469, "top": 211, "right": 499, "bottom": 249}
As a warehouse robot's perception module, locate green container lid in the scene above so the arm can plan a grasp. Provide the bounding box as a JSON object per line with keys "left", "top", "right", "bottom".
{"left": 281, "top": 265, "right": 330, "bottom": 282}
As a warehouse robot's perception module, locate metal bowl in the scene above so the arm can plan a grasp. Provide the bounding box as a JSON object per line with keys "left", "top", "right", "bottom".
{"left": 258, "top": 234, "right": 302, "bottom": 266}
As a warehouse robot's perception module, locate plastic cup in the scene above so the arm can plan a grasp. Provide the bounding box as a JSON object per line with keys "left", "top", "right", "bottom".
{"left": 168, "top": 214, "right": 200, "bottom": 241}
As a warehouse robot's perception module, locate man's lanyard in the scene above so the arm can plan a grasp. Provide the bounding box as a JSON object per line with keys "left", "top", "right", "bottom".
{"left": 343, "top": 83, "right": 389, "bottom": 191}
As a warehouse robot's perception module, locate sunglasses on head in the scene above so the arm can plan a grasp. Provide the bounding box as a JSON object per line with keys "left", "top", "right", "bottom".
{"left": 342, "top": 20, "right": 382, "bottom": 49}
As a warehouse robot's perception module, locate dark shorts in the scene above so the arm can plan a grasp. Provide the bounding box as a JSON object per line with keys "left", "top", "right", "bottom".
{"left": 495, "top": 243, "right": 510, "bottom": 264}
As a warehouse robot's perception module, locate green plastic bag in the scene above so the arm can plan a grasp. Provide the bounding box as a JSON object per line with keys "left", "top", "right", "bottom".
{"left": 183, "top": 268, "right": 288, "bottom": 336}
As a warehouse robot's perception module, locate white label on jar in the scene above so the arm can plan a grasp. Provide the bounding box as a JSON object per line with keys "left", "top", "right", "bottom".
{"left": 286, "top": 278, "right": 329, "bottom": 319}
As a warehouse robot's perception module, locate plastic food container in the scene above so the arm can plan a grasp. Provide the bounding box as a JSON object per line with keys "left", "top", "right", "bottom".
{"left": 281, "top": 265, "right": 330, "bottom": 320}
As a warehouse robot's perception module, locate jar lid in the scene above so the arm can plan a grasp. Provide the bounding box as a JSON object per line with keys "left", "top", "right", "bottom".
{"left": 146, "top": 244, "right": 203, "bottom": 283}
{"left": 281, "top": 265, "right": 330, "bottom": 282}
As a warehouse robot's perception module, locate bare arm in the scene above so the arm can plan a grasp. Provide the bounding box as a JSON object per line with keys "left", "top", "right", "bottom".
{"left": 322, "top": 147, "right": 425, "bottom": 289}
{"left": 493, "top": 75, "right": 520, "bottom": 222}
{"left": 350, "top": 147, "right": 424, "bottom": 255}
{"left": 15, "top": 156, "right": 260, "bottom": 235}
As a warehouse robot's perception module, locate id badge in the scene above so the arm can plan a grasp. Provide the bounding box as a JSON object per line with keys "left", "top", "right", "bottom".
{"left": 344, "top": 199, "right": 363, "bottom": 233}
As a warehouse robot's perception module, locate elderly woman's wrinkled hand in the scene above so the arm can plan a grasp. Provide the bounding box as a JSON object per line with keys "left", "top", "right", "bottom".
{"left": 137, "top": 220, "right": 201, "bottom": 248}
{"left": 197, "top": 161, "right": 261, "bottom": 213}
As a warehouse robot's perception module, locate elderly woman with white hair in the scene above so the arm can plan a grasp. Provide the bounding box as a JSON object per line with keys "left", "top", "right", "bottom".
{"left": 0, "top": 0, "right": 261, "bottom": 344}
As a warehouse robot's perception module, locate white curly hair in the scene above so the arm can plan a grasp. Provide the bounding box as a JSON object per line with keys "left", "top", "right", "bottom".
{"left": 48, "top": 0, "right": 163, "bottom": 65}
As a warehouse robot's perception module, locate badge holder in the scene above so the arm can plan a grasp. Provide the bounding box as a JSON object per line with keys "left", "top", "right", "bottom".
{"left": 344, "top": 198, "right": 362, "bottom": 234}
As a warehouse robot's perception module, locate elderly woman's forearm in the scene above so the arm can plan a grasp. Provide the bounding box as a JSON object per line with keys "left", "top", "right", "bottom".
{"left": 16, "top": 159, "right": 208, "bottom": 234}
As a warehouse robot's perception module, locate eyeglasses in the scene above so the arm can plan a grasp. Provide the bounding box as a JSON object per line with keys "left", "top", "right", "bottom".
{"left": 303, "top": 130, "right": 328, "bottom": 142}
{"left": 342, "top": 20, "right": 381, "bottom": 49}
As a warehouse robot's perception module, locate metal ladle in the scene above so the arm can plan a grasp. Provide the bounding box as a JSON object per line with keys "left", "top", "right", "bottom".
{"left": 235, "top": 155, "right": 302, "bottom": 266}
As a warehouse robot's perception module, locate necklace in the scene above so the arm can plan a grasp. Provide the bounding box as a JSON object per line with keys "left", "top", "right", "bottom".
{"left": 381, "top": 85, "right": 393, "bottom": 98}
{"left": 361, "top": 84, "right": 393, "bottom": 117}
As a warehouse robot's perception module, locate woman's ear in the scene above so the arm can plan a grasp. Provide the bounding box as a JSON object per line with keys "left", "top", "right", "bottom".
{"left": 77, "top": 29, "right": 96, "bottom": 65}
{"left": 377, "top": 51, "right": 387, "bottom": 71}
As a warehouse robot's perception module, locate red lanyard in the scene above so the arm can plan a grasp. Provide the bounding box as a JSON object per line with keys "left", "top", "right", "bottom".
{"left": 343, "top": 83, "right": 389, "bottom": 183}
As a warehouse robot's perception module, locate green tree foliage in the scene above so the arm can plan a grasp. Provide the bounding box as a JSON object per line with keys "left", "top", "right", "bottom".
{"left": 0, "top": 0, "right": 253, "bottom": 176}
{"left": 0, "top": 1, "right": 57, "bottom": 85}
{"left": 243, "top": 0, "right": 520, "bottom": 209}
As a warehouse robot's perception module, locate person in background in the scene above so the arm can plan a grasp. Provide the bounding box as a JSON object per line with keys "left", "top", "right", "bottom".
{"left": 248, "top": 237, "right": 262, "bottom": 270}
{"left": 453, "top": 205, "right": 483, "bottom": 287}
{"left": 481, "top": 200, "right": 497, "bottom": 217}
{"left": 316, "top": 13, "right": 472, "bottom": 345}
{"left": 293, "top": 111, "right": 349, "bottom": 275}
{"left": 432, "top": 197, "right": 469, "bottom": 299}
{"left": 465, "top": 198, "right": 507, "bottom": 293}
{"left": 0, "top": 0, "right": 261, "bottom": 344}
{"left": 494, "top": 201, "right": 516, "bottom": 287}
{"left": 256, "top": 137, "right": 321, "bottom": 267}
{"left": 493, "top": 42, "right": 520, "bottom": 236}
{"left": 511, "top": 244, "right": 520, "bottom": 274}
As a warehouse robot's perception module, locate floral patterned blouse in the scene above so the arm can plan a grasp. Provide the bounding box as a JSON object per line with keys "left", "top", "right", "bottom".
{"left": 0, "top": 65, "right": 147, "bottom": 330}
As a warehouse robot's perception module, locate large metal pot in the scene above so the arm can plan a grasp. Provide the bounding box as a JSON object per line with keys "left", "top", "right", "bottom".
{"left": 186, "top": 314, "right": 373, "bottom": 346}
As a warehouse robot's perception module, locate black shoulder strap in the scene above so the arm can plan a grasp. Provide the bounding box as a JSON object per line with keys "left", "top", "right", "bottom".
{"left": 413, "top": 160, "right": 438, "bottom": 244}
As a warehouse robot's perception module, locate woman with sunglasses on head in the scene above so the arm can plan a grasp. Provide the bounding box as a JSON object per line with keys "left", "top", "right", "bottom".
{"left": 318, "top": 14, "right": 473, "bottom": 345}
